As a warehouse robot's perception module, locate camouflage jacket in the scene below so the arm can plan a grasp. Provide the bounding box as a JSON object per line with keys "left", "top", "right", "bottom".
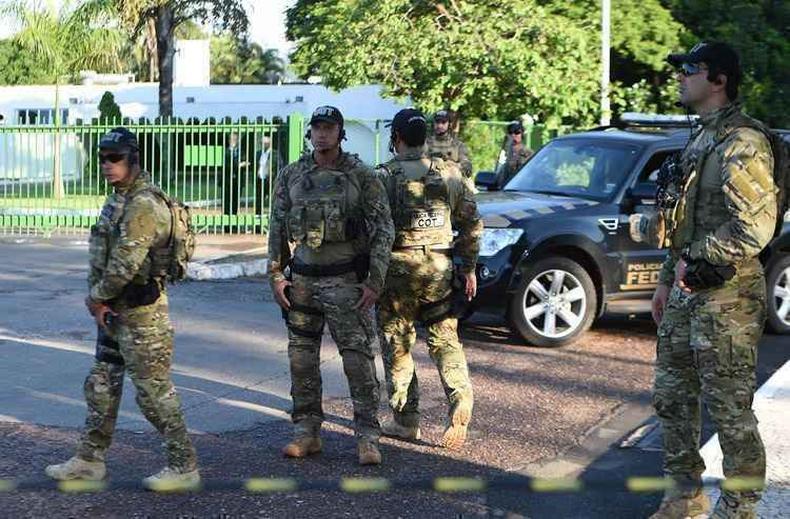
{"left": 426, "top": 133, "right": 473, "bottom": 178}
{"left": 268, "top": 150, "right": 394, "bottom": 293}
{"left": 658, "top": 103, "right": 776, "bottom": 286}
{"left": 378, "top": 147, "right": 482, "bottom": 273}
{"left": 498, "top": 140, "right": 533, "bottom": 187}
{"left": 88, "top": 171, "right": 171, "bottom": 302}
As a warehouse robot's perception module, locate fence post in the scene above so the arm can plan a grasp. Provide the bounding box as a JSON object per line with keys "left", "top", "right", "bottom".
{"left": 287, "top": 113, "right": 304, "bottom": 163}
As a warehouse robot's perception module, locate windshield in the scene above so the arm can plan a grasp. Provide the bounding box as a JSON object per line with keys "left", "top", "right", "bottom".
{"left": 504, "top": 138, "right": 642, "bottom": 201}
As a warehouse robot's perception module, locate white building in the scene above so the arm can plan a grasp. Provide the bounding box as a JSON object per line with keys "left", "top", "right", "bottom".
{"left": 0, "top": 82, "right": 409, "bottom": 180}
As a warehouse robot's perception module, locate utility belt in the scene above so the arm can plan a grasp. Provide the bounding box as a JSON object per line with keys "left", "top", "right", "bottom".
{"left": 290, "top": 255, "right": 369, "bottom": 281}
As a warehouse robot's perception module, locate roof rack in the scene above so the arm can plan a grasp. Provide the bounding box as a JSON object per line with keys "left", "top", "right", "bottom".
{"left": 618, "top": 112, "right": 697, "bottom": 128}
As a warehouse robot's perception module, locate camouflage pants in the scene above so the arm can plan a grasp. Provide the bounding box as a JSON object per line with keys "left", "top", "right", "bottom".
{"left": 77, "top": 294, "right": 197, "bottom": 471}
{"left": 286, "top": 272, "right": 380, "bottom": 441}
{"left": 377, "top": 250, "right": 473, "bottom": 428}
{"left": 654, "top": 274, "right": 766, "bottom": 502}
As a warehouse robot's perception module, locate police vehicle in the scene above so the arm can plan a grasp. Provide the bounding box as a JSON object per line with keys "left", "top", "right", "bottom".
{"left": 471, "top": 117, "right": 790, "bottom": 347}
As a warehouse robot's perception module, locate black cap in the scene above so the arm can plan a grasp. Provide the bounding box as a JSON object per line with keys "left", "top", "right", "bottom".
{"left": 387, "top": 108, "right": 428, "bottom": 145}
{"left": 667, "top": 42, "right": 741, "bottom": 78}
{"left": 99, "top": 127, "right": 139, "bottom": 151}
{"left": 507, "top": 121, "right": 524, "bottom": 134}
{"left": 388, "top": 108, "right": 427, "bottom": 132}
{"left": 434, "top": 110, "right": 450, "bottom": 122}
{"left": 309, "top": 105, "right": 344, "bottom": 127}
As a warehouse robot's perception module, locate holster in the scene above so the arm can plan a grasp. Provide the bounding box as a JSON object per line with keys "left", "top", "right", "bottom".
{"left": 683, "top": 260, "right": 736, "bottom": 290}
{"left": 95, "top": 324, "right": 124, "bottom": 366}
{"left": 121, "top": 280, "right": 161, "bottom": 308}
{"left": 450, "top": 267, "right": 470, "bottom": 318}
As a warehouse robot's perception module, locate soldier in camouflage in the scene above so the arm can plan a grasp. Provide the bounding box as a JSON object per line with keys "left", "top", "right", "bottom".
{"left": 376, "top": 108, "right": 483, "bottom": 449}
{"left": 426, "top": 109, "right": 474, "bottom": 179}
{"left": 642, "top": 43, "right": 776, "bottom": 519}
{"left": 268, "top": 106, "right": 394, "bottom": 465}
{"left": 496, "top": 121, "right": 533, "bottom": 188}
{"left": 45, "top": 128, "right": 199, "bottom": 489}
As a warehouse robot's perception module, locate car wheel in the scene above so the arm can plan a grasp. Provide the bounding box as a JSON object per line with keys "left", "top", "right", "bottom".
{"left": 766, "top": 254, "right": 790, "bottom": 334}
{"left": 508, "top": 257, "right": 597, "bottom": 347}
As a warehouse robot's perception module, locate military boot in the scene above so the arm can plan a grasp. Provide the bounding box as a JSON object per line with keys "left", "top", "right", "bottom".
{"left": 282, "top": 436, "right": 322, "bottom": 458}
{"left": 142, "top": 466, "right": 201, "bottom": 491}
{"left": 648, "top": 487, "right": 710, "bottom": 519}
{"left": 357, "top": 439, "right": 382, "bottom": 466}
{"left": 441, "top": 404, "right": 471, "bottom": 450}
{"left": 710, "top": 492, "right": 757, "bottom": 519}
{"left": 45, "top": 456, "right": 106, "bottom": 481}
{"left": 381, "top": 418, "right": 421, "bottom": 441}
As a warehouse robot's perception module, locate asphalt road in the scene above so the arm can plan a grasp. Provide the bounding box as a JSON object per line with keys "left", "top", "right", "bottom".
{"left": 0, "top": 236, "right": 786, "bottom": 518}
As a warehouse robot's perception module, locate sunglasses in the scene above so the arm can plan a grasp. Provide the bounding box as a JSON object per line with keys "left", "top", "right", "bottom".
{"left": 508, "top": 130, "right": 523, "bottom": 135}
{"left": 679, "top": 62, "right": 707, "bottom": 77}
{"left": 99, "top": 152, "right": 128, "bottom": 164}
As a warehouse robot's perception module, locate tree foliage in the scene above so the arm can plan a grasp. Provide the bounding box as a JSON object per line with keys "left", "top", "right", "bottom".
{"left": 1, "top": 0, "right": 127, "bottom": 84}
{"left": 665, "top": 0, "right": 789, "bottom": 127}
{"left": 97, "top": 91, "right": 122, "bottom": 122}
{"left": 286, "top": 0, "right": 683, "bottom": 126}
{"left": 211, "top": 36, "right": 286, "bottom": 84}
{"left": 0, "top": 38, "right": 51, "bottom": 85}
{"left": 78, "top": 0, "right": 249, "bottom": 116}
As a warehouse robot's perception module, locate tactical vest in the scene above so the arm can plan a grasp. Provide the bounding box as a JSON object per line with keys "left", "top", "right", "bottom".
{"left": 388, "top": 158, "right": 453, "bottom": 248}
{"left": 427, "top": 135, "right": 460, "bottom": 163}
{"left": 88, "top": 181, "right": 171, "bottom": 288}
{"left": 669, "top": 109, "right": 777, "bottom": 251}
{"left": 286, "top": 167, "right": 364, "bottom": 249}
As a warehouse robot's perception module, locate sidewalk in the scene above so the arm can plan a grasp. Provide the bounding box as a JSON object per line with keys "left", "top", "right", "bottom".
{"left": 701, "top": 360, "right": 790, "bottom": 517}
{"left": 187, "top": 234, "right": 268, "bottom": 280}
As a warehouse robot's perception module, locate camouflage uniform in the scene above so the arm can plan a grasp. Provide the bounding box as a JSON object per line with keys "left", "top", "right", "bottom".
{"left": 654, "top": 103, "right": 775, "bottom": 504}
{"left": 498, "top": 140, "right": 533, "bottom": 188}
{"left": 78, "top": 171, "right": 197, "bottom": 472}
{"left": 268, "top": 151, "right": 394, "bottom": 441}
{"left": 376, "top": 147, "right": 482, "bottom": 429}
{"left": 426, "top": 133, "right": 474, "bottom": 179}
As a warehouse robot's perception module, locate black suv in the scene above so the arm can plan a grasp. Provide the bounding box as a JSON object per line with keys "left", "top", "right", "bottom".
{"left": 471, "top": 119, "right": 790, "bottom": 347}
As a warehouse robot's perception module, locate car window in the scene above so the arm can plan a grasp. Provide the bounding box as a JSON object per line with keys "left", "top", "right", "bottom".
{"left": 638, "top": 150, "right": 679, "bottom": 185}
{"left": 505, "top": 139, "right": 641, "bottom": 201}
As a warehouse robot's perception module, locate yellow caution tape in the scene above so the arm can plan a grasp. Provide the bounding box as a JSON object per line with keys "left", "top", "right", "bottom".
{"left": 530, "top": 478, "right": 583, "bottom": 492}
{"left": 244, "top": 478, "right": 298, "bottom": 493}
{"left": 721, "top": 477, "right": 764, "bottom": 492}
{"left": 626, "top": 477, "right": 676, "bottom": 493}
{"left": 340, "top": 477, "right": 391, "bottom": 493}
{"left": 145, "top": 480, "right": 201, "bottom": 493}
{"left": 0, "top": 479, "right": 17, "bottom": 492}
{"left": 434, "top": 477, "right": 486, "bottom": 493}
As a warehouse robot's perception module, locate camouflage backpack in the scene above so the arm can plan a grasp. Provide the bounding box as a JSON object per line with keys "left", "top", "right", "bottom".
{"left": 716, "top": 117, "right": 790, "bottom": 238}
{"left": 145, "top": 187, "right": 196, "bottom": 282}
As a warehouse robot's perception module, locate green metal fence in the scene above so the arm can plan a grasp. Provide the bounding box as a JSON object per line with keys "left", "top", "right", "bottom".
{"left": 0, "top": 115, "right": 304, "bottom": 235}
{"left": 1, "top": 114, "right": 570, "bottom": 235}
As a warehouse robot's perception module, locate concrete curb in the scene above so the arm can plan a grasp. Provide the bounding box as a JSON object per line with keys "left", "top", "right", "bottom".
{"left": 187, "top": 258, "right": 268, "bottom": 280}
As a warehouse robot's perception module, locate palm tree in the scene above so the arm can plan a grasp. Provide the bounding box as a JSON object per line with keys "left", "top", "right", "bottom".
{"left": 78, "top": 0, "right": 249, "bottom": 117}
{"left": 2, "top": 0, "right": 127, "bottom": 198}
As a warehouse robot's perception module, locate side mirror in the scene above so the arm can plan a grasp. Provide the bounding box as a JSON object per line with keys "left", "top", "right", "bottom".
{"left": 475, "top": 171, "right": 498, "bottom": 190}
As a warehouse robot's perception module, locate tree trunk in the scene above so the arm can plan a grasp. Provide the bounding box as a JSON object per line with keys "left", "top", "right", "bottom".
{"left": 146, "top": 18, "right": 158, "bottom": 81}
{"left": 155, "top": 5, "right": 176, "bottom": 117}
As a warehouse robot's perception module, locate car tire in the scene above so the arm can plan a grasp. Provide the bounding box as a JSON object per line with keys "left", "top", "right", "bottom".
{"left": 508, "top": 257, "right": 597, "bottom": 347}
{"left": 766, "top": 253, "right": 790, "bottom": 335}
